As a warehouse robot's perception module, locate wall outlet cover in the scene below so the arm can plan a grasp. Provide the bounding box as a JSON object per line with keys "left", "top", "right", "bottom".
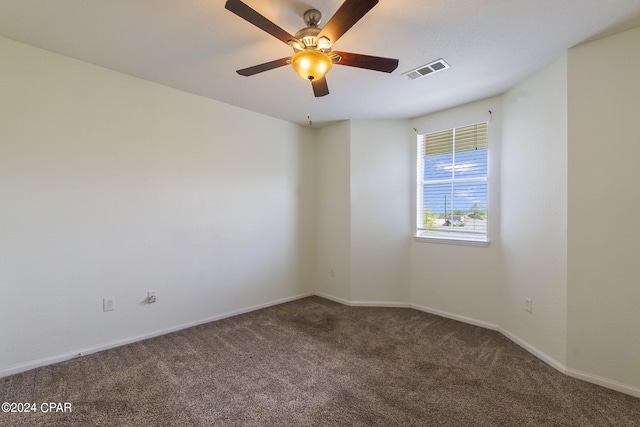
{"left": 103, "top": 297, "right": 115, "bottom": 312}
{"left": 525, "top": 298, "right": 532, "bottom": 313}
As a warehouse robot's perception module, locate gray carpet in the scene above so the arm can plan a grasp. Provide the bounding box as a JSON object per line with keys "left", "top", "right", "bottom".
{"left": 1, "top": 296, "right": 639, "bottom": 426}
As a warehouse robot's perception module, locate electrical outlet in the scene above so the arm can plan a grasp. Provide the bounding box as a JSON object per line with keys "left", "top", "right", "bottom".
{"left": 147, "top": 291, "right": 157, "bottom": 304}
{"left": 525, "top": 298, "right": 532, "bottom": 313}
{"left": 103, "top": 297, "right": 115, "bottom": 312}
{"left": 330, "top": 269, "right": 335, "bottom": 278}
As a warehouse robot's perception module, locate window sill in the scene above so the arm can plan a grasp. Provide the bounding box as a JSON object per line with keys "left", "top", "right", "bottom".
{"left": 413, "top": 235, "right": 491, "bottom": 247}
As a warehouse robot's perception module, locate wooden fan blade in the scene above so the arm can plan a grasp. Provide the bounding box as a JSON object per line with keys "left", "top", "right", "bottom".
{"left": 331, "top": 51, "right": 398, "bottom": 73}
{"left": 225, "top": 0, "right": 297, "bottom": 45}
{"left": 236, "top": 57, "right": 291, "bottom": 76}
{"left": 312, "top": 77, "right": 329, "bottom": 97}
{"left": 318, "top": 0, "right": 378, "bottom": 44}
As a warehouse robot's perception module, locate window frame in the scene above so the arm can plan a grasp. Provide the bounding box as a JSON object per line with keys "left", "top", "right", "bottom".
{"left": 414, "top": 122, "right": 490, "bottom": 247}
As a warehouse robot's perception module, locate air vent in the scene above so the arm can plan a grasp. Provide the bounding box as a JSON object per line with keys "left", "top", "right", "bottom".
{"left": 403, "top": 59, "right": 450, "bottom": 80}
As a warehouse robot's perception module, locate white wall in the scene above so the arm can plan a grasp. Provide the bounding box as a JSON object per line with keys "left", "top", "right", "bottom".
{"left": 406, "top": 32, "right": 640, "bottom": 395}
{"left": 0, "top": 37, "right": 316, "bottom": 373}
{"left": 314, "top": 119, "right": 412, "bottom": 304}
{"left": 501, "top": 56, "right": 568, "bottom": 365}
{"left": 314, "top": 121, "right": 351, "bottom": 300}
{"left": 408, "top": 55, "right": 569, "bottom": 369}
{"left": 350, "top": 120, "right": 412, "bottom": 304}
{"left": 3, "top": 24, "right": 640, "bottom": 397}
{"left": 409, "top": 99, "right": 502, "bottom": 325}
{"left": 567, "top": 27, "right": 640, "bottom": 389}
{"left": 408, "top": 58, "right": 568, "bottom": 367}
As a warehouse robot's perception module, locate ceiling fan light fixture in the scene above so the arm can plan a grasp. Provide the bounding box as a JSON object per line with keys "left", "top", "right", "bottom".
{"left": 291, "top": 50, "right": 333, "bottom": 81}
{"left": 226, "top": 0, "right": 399, "bottom": 97}
{"left": 317, "top": 36, "right": 332, "bottom": 51}
{"left": 288, "top": 40, "right": 305, "bottom": 51}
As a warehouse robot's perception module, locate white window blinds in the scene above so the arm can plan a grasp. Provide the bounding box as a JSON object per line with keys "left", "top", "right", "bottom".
{"left": 416, "top": 122, "right": 488, "bottom": 242}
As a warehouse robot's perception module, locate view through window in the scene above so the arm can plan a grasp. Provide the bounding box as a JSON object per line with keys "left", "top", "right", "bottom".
{"left": 416, "top": 122, "right": 488, "bottom": 242}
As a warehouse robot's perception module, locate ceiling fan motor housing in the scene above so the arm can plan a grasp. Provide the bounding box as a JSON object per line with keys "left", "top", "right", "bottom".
{"left": 294, "top": 9, "right": 331, "bottom": 52}
{"left": 295, "top": 26, "right": 322, "bottom": 50}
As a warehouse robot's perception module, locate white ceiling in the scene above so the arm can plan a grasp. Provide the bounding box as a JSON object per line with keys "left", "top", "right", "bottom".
{"left": 1, "top": 0, "right": 640, "bottom": 127}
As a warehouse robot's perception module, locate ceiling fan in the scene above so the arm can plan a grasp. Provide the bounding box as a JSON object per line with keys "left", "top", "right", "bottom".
{"left": 225, "top": 0, "right": 399, "bottom": 97}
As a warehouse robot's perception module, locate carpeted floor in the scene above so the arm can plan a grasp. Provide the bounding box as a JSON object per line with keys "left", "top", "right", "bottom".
{"left": 1, "top": 296, "right": 639, "bottom": 426}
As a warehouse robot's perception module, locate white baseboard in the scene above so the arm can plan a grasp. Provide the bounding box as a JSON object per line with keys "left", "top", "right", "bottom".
{"left": 317, "top": 293, "right": 640, "bottom": 400}
{"left": 497, "top": 327, "right": 566, "bottom": 374}
{"left": 313, "top": 291, "right": 352, "bottom": 306}
{"left": 349, "top": 300, "right": 411, "bottom": 308}
{"left": 566, "top": 367, "right": 640, "bottom": 399}
{"left": 0, "top": 292, "right": 313, "bottom": 379}
{"left": 411, "top": 303, "right": 499, "bottom": 331}
{"left": 4, "top": 291, "right": 639, "bottom": 400}
{"left": 411, "top": 303, "right": 568, "bottom": 374}
{"left": 314, "top": 291, "right": 410, "bottom": 308}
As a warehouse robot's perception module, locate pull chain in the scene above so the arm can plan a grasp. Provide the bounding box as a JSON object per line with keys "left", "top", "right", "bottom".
{"left": 307, "top": 84, "right": 313, "bottom": 126}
